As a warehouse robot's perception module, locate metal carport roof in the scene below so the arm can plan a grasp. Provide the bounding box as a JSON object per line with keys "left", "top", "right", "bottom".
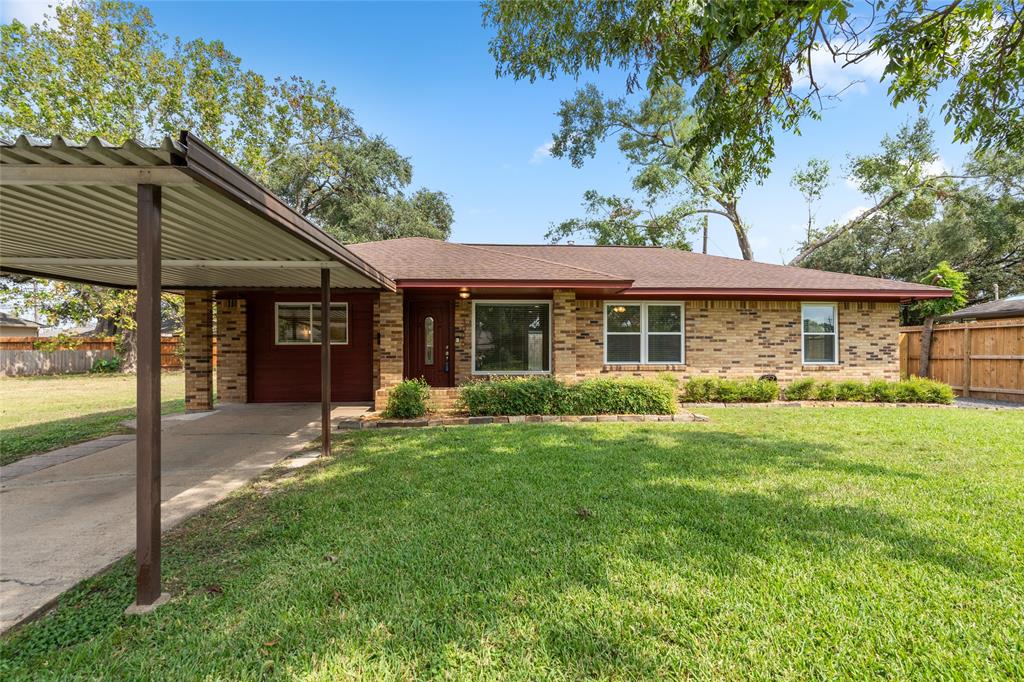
{"left": 0, "top": 131, "right": 395, "bottom": 291}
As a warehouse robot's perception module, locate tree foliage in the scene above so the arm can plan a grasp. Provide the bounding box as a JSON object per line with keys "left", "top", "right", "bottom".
{"left": 546, "top": 190, "right": 693, "bottom": 250}
{"left": 799, "top": 120, "right": 1023, "bottom": 306}
{"left": 790, "top": 158, "right": 831, "bottom": 240}
{"left": 0, "top": 1, "right": 452, "bottom": 364}
{"left": 547, "top": 84, "right": 752, "bottom": 257}
{"left": 484, "top": 0, "right": 1024, "bottom": 181}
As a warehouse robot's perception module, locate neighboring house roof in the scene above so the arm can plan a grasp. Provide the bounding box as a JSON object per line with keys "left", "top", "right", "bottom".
{"left": 0, "top": 312, "right": 41, "bottom": 328}
{"left": 348, "top": 238, "right": 951, "bottom": 301}
{"left": 938, "top": 297, "right": 1024, "bottom": 321}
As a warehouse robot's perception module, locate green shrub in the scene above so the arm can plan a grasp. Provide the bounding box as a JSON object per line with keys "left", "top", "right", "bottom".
{"left": 738, "top": 378, "right": 780, "bottom": 402}
{"left": 682, "top": 377, "right": 718, "bottom": 402}
{"left": 783, "top": 377, "right": 816, "bottom": 400}
{"left": 458, "top": 377, "right": 675, "bottom": 416}
{"left": 384, "top": 378, "right": 430, "bottom": 419}
{"left": 683, "top": 376, "right": 778, "bottom": 402}
{"left": 814, "top": 380, "right": 837, "bottom": 400}
{"left": 866, "top": 379, "right": 898, "bottom": 403}
{"left": 834, "top": 380, "right": 867, "bottom": 402}
{"left": 90, "top": 357, "right": 121, "bottom": 374}
{"left": 893, "top": 377, "right": 955, "bottom": 404}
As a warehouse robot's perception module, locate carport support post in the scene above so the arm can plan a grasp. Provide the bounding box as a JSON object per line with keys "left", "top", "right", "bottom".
{"left": 131, "top": 184, "right": 167, "bottom": 611}
{"left": 321, "top": 268, "right": 331, "bottom": 457}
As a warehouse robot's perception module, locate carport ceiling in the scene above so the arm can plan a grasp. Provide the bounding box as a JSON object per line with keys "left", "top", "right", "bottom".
{"left": 0, "top": 132, "right": 394, "bottom": 290}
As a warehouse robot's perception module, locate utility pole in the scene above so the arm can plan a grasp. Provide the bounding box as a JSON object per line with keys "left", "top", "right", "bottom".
{"left": 702, "top": 216, "right": 708, "bottom": 255}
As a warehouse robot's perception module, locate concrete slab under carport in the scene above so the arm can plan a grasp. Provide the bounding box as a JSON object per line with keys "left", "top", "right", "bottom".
{"left": 0, "top": 402, "right": 370, "bottom": 633}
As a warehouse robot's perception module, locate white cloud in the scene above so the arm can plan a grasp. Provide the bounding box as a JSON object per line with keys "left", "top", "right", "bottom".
{"left": 792, "top": 45, "right": 888, "bottom": 96}
{"left": 922, "top": 156, "right": 949, "bottom": 177}
{"left": 838, "top": 205, "right": 869, "bottom": 224}
{"left": 529, "top": 141, "right": 553, "bottom": 165}
{"left": 1, "top": 1, "right": 65, "bottom": 26}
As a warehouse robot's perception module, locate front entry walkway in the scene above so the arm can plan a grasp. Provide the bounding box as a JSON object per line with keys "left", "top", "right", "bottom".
{"left": 0, "top": 402, "right": 369, "bottom": 633}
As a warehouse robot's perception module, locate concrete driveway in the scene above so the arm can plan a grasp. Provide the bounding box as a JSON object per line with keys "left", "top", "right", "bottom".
{"left": 0, "top": 403, "right": 367, "bottom": 633}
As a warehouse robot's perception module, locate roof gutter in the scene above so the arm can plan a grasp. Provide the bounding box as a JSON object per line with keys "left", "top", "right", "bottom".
{"left": 394, "top": 279, "right": 635, "bottom": 290}
{"left": 603, "top": 287, "right": 953, "bottom": 301}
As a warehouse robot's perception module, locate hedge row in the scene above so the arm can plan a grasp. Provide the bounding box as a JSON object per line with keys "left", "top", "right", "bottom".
{"left": 458, "top": 377, "right": 676, "bottom": 416}
{"left": 683, "top": 376, "right": 954, "bottom": 404}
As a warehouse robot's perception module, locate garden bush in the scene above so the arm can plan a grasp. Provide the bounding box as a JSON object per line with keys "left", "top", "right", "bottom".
{"left": 384, "top": 378, "right": 430, "bottom": 418}
{"left": 90, "top": 357, "right": 121, "bottom": 373}
{"left": 834, "top": 380, "right": 867, "bottom": 402}
{"left": 783, "top": 377, "right": 816, "bottom": 400}
{"left": 458, "top": 377, "right": 675, "bottom": 416}
{"left": 866, "top": 379, "right": 898, "bottom": 403}
{"left": 813, "top": 380, "right": 837, "bottom": 400}
{"left": 682, "top": 376, "right": 778, "bottom": 403}
{"left": 893, "top": 377, "right": 955, "bottom": 404}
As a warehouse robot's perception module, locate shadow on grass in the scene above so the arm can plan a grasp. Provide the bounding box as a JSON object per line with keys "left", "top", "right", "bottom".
{"left": 0, "top": 398, "right": 185, "bottom": 465}
{"left": 0, "top": 423, "right": 1004, "bottom": 678}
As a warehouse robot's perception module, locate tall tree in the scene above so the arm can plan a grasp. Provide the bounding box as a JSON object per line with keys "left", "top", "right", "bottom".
{"left": 790, "top": 159, "right": 831, "bottom": 240}
{"left": 548, "top": 84, "right": 754, "bottom": 258}
{"left": 484, "top": 0, "right": 1024, "bottom": 182}
{"left": 0, "top": 0, "right": 452, "bottom": 367}
{"left": 546, "top": 190, "right": 694, "bottom": 250}
{"left": 798, "top": 121, "right": 1024, "bottom": 305}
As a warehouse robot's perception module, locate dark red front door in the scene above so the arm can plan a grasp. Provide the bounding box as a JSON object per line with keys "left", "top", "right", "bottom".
{"left": 406, "top": 300, "right": 453, "bottom": 387}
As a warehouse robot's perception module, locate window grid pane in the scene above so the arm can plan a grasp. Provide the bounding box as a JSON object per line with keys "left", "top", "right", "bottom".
{"left": 278, "top": 303, "right": 347, "bottom": 345}
{"left": 803, "top": 334, "right": 836, "bottom": 363}
{"left": 605, "top": 302, "right": 684, "bottom": 364}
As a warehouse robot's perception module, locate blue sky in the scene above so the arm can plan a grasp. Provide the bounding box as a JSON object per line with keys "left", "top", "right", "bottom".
{"left": 3, "top": 0, "right": 972, "bottom": 262}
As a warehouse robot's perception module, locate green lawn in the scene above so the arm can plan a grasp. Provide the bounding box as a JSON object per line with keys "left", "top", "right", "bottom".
{"left": 0, "top": 372, "right": 186, "bottom": 466}
{"left": 1, "top": 408, "right": 1022, "bottom": 679}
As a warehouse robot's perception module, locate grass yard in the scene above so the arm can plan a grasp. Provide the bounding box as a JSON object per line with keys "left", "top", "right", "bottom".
{"left": 1, "top": 408, "right": 1021, "bottom": 679}
{"left": 0, "top": 372, "right": 186, "bottom": 466}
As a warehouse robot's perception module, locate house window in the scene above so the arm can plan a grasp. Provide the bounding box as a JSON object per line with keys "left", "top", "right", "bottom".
{"left": 472, "top": 301, "right": 550, "bottom": 373}
{"left": 275, "top": 302, "right": 348, "bottom": 345}
{"left": 605, "top": 302, "right": 684, "bottom": 364}
{"left": 802, "top": 303, "right": 838, "bottom": 364}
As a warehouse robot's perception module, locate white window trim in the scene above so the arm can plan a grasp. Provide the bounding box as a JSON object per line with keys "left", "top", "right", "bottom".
{"left": 471, "top": 299, "right": 552, "bottom": 375}
{"left": 603, "top": 301, "right": 686, "bottom": 365}
{"left": 801, "top": 302, "right": 839, "bottom": 365}
{"left": 274, "top": 301, "right": 349, "bottom": 346}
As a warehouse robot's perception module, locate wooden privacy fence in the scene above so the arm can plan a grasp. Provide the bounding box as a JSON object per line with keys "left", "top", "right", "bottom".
{"left": 0, "top": 337, "right": 216, "bottom": 376}
{"left": 899, "top": 318, "right": 1024, "bottom": 403}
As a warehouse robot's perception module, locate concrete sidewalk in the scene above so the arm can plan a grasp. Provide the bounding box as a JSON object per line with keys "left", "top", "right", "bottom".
{"left": 0, "top": 403, "right": 369, "bottom": 633}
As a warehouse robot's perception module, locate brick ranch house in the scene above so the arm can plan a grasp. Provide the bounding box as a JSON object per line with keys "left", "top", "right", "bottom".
{"left": 204, "top": 237, "right": 950, "bottom": 411}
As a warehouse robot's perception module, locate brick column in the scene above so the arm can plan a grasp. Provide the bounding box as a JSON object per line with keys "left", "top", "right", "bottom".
{"left": 552, "top": 289, "right": 577, "bottom": 380}
{"left": 374, "top": 290, "right": 403, "bottom": 409}
{"left": 183, "top": 291, "right": 213, "bottom": 411}
{"left": 216, "top": 298, "right": 247, "bottom": 403}
{"left": 453, "top": 298, "right": 472, "bottom": 384}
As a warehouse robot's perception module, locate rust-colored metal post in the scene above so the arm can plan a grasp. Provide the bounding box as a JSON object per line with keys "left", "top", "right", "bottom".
{"left": 321, "top": 268, "right": 331, "bottom": 457}
{"left": 135, "top": 184, "right": 162, "bottom": 606}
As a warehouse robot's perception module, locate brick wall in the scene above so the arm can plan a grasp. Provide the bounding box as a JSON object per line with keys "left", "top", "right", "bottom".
{"left": 453, "top": 298, "right": 472, "bottom": 385}
{"left": 552, "top": 289, "right": 577, "bottom": 379}
{"left": 373, "top": 290, "right": 404, "bottom": 410}
{"left": 576, "top": 299, "right": 900, "bottom": 382}
{"left": 216, "top": 298, "right": 247, "bottom": 403}
{"left": 183, "top": 291, "right": 213, "bottom": 411}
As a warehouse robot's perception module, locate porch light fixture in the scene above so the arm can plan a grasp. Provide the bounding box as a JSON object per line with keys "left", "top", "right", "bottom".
{"left": 459, "top": 289, "right": 470, "bottom": 299}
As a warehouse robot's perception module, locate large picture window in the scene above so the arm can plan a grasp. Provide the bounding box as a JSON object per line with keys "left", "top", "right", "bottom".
{"left": 802, "top": 303, "right": 838, "bottom": 364}
{"left": 275, "top": 302, "right": 348, "bottom": 345}
{"left": 604, "top": 302, "right": 684, "bottom": 364}
{"left": 473, "top": 301, "right": 550, "bottom": 373}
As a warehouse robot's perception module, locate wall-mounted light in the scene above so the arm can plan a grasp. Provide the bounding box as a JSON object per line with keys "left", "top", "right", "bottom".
{"left": 458, "top": 288, "right": 470, "bottom": 300}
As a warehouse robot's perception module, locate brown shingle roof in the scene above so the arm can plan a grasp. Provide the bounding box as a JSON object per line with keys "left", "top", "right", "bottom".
{"left": 938, "top": 297, "right": 1024, "bottom": 321}
{"left": 348, "top": 238, "right": 951, "bottom": 300}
